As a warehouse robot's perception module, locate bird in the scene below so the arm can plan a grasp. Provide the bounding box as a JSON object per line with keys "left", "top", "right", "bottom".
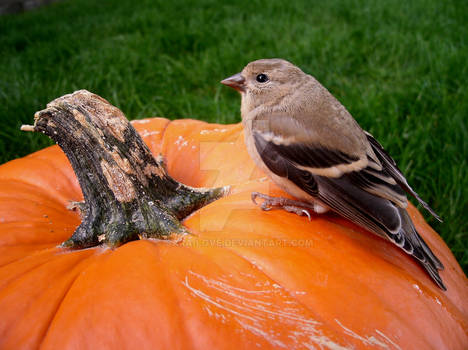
{"left": 220, "top": 58, "right": 446, "bottom": 290}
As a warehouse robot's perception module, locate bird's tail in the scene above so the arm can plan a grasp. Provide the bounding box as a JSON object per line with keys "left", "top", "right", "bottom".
{"left": 397, "top": 207, "right": 446, "bottom": 290}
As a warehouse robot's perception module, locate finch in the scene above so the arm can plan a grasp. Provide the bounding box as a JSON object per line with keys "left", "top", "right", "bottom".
{"left": 221, "top": 58, "right": 446, "bottom": 290}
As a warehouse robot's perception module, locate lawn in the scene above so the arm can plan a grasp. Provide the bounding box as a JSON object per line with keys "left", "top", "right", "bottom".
{"left": 0, "top": 0, "right": 467, "bottom": 270}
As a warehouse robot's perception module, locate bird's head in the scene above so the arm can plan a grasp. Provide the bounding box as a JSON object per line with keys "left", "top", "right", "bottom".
{"left": 221, "top": 59, "right": 306, "bottom": 113}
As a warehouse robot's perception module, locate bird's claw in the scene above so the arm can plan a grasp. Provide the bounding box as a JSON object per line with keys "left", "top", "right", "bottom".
{"left": 251, "top": 192, "right": 260, "bottom": 205}
{"left": 261, "top": 202, "right": 273, "bottom": 211}
{"left": 252, "top": 192, "right": 274, "bottom": 211}
{"left": 302, "top": 209, "right": 311, "bottom": 221}
{"left": 251, "top": 192, "right": 313, "bottom": 220}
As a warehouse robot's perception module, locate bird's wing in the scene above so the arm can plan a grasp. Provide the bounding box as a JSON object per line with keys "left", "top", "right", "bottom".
{"left": 252, "top": 115, "right": 445, "bottom": 288}
{"left": 253, "top": 113, "right": 409, "bottom": 208}
{"left": 253, "top": 128, "right": 403, "bottom": 239}
{"left": 364, "top": 131, "right": 441, "bottom": 221}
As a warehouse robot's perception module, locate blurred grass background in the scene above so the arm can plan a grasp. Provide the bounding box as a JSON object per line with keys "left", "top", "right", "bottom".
{"left": 0, "top": 0, "right": 467, "bottom": 270}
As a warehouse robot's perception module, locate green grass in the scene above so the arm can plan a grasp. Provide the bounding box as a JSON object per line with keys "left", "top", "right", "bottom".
{"left": 0, "top": 0, "right": 467, "bottom": 271}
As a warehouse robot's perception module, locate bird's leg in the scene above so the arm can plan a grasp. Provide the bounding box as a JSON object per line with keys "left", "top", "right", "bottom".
{"left": 251, "top": 192, "right": 328, "bottom": 221}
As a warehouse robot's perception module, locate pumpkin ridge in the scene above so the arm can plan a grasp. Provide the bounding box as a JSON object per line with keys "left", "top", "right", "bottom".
{"left": 0, "top": 245, "right": 51, "bottom": 270}
{"left": 0, "top": 180, "right": 77, "bottom": 214}
{"left": 145, "top": 240, "right": 202, "bottom": 348}
{"left": 38, "top": 250, "right": 109, "bottom": 348}
{"left": 0, "top": 154, "right": 81, "bottom": 205}
{"left": 29, "top": 151, "right": 81, "bottom": 194}
{"left": 0, "top": 244, "right": 69, "bottom": 266}
{"left": 38, "top": 274, "right": 82, "bottom": 349}
{"left": 0, "top": 249, "right": 103, "bottom": 349}
{"left": 0, "top": 247, "right": 96, "bottom": 291}
{"left": 0, "top": 223, "right": 72, "bottom": 241}
{"left": 0, "top": 214, "right": 75, "bottom": 229}
{"left": 154, "top": 117, "right": 173, "bottom": 154}
{"left": 0, "top": 244, "right": 58, "bottom": 268}
{"left": 0, "top": 249, "right": 59, "bottom": 290}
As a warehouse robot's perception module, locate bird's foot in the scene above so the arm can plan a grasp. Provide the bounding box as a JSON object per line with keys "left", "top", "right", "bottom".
{"left": 251, "top": 192, "right": 327, "bottom": 221}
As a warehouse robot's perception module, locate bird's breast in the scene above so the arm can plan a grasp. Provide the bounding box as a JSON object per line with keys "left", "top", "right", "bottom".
{"left": 242, "top": 119, "right": 315, "bottom": 202}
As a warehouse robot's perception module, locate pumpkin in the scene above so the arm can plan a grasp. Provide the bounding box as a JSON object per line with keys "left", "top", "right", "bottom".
{"left": 0, "top": 101, "right": 467, "bottom": 349}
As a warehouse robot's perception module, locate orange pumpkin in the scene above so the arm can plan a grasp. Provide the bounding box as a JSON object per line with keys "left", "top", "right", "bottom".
{"left": 0, "top": 117, "right": 467, "bottom": 349}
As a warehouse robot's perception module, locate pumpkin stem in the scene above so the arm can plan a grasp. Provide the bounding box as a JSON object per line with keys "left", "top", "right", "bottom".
{"left": 24, "top": 90, "right": 229, "bottom": 248}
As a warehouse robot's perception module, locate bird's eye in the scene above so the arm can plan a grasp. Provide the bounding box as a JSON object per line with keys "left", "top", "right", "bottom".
{"left": 256, "top": 74, "right": 269, "bottom": 83}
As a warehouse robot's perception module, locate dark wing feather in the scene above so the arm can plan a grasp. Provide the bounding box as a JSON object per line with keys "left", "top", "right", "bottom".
{"left": 253, "top": 130, "right": 445, "bottom": 289}
{"left": 271, "top": 142, "right": 360, "bottom": 169}
{"left": 365, "top": 132, "right": 441, "bottom": 222}
{"left": 253, "top": 132, "right": 318, "bottom": 195}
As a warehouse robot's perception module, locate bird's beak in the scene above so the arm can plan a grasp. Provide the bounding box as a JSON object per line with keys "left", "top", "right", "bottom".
{"left": 220, "top": 73, "right": 245, "bottom": 92}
